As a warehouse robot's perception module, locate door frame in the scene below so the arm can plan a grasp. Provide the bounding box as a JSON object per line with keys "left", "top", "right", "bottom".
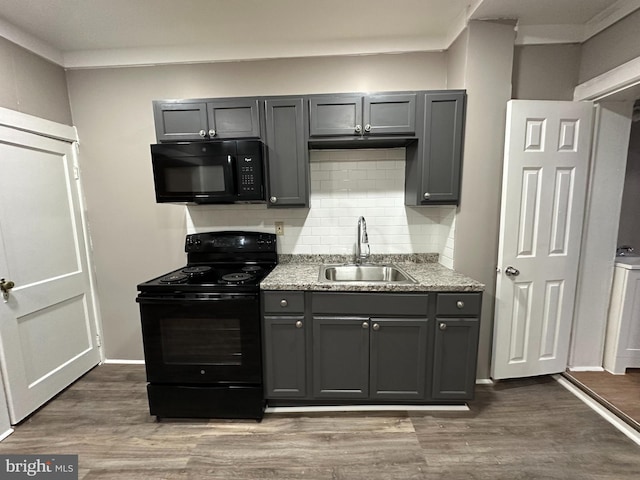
{"left": 0, "top": 107, "right": 104, "bottom": 429}
{"left": 568, "top": 57, "right": 640, "bottom": 370}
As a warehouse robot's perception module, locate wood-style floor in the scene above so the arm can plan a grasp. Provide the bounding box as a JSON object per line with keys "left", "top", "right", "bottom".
{"left": 565, "top": 369, "right": 640, "bottom": 430}
{"left": 0, "top": 365, "right": 639, "bottom": 479}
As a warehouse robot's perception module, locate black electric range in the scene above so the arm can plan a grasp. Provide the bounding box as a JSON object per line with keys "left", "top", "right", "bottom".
{"left": 136, "top": 231, "right": 277, "bottom": 420}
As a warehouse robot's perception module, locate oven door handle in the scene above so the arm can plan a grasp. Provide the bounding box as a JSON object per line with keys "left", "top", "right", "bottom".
{"left": 136, "top": 294, "right": 258, "bottom": 304}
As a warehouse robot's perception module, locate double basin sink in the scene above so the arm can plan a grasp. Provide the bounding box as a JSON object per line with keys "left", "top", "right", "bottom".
{"left": 318, "top": 263, "right": 416, "bottom": 284}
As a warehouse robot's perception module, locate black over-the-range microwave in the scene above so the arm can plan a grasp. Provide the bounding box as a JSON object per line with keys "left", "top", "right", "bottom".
{"left": 150, "top": 140, "right": 265, "bottom": 204}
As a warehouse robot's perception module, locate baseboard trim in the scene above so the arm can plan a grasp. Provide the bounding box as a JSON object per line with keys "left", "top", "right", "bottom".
{"left": 265, "top": 404, "right": 469, "bottom": 414}
{"left": 567, "top": 366, "right": 605, "bottom": 372}
{"left": 0, "top": 428, "right": 14, "bottom": 442}
{"left": 553, "top": 374, "right": 640, "bottom": 446}
{"left": 476, "top": 378, "right": 494, "bottom": 385}
{"left": 103, "top": 359, "right": 145, "bottom": 365}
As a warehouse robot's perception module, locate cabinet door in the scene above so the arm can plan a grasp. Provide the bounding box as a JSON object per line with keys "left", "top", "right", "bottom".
{"left": 364, "top": 94, "right": 416, "bottom": 136}
{"left": 153, "top": 102, "right": 208, "bottom": 142}
{"left": 263, "top": 316, "right": 306, "bottom": 398}
{"left": 309, "top": 95, "right": 363, "bottom": 137}
{"left": 369, "top": 318, "right": 428, "bottom": 400}
{"left": 418, "top": 92, "right": 465, "bottom": 204}
{"left": 264, "top": 98, "right": 309, "bottom": 207}
{"left": 207, "top": 98, "right": 261, "bottom": 139}
{"left": 432, "top": 318, "right": 479, "bottom": 400}
{"left": 312, "top": 317, "right": 369, "bottom": 398}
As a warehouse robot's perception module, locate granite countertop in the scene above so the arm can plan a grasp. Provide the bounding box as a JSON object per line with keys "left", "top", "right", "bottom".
{"left": 261, "top": 254, "right": 485, "bottom": 292}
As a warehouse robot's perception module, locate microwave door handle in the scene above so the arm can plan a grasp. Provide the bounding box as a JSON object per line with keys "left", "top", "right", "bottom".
{"left": 228, "top": 155, "right": 237, "bottom": 194}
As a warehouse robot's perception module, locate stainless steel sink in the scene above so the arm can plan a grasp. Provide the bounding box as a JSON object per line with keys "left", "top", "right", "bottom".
{"left": 318, "top": 264, "right": 417, "bottom": 284}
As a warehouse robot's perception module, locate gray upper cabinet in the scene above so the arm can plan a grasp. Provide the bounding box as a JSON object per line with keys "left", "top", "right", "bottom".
{"left": 153, "top": 101, "right": 208, "bottom": 142}
{"left": 264, "top": 98, "right": 309, "bottom": 207}
{"left": 308, "top": 93, "right": 416, "bottom": 140}
{"left": 153, "top": 98, "right": 260, "bottom": 142}
{"left": 206, "top": 98, "right": 260, "bottom": 139}
{"left": 405, "top": 91, "right": 466, "bottom": 205}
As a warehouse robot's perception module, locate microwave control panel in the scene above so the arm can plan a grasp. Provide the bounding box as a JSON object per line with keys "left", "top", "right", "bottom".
{"left": 236, "top": 154, "right": 263, "bottom": 197}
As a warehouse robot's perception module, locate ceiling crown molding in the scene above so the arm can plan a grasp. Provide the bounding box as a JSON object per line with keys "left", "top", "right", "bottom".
{"left": 0, "top": 16, "right": 63, "bottom": 65}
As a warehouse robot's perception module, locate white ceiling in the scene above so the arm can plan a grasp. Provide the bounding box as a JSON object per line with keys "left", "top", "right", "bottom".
{"left": 0, "top": 0, "right": 635, "bottom": 68}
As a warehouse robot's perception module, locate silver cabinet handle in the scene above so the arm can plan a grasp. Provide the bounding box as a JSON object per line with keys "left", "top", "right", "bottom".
{"left": 280, "top": 299, "right": 288, "bottom": 307}
{"left": 364, "top": 124, "right": 371, "bottom": 133}
{"left": 456, "top": 301, "right": 465, "bottom": 309}
{"left": 362, "top": 321, "right": 369, "bottom": 329}
{"left": 198, "top": 129, "right": 207, "bottom": 137}
{"left": 270, "top": 196, "right": 278, "bottom": 204}
{"left": 505, "top": 266, "right": 520, "bottom": 277}
{"left": 372, "top": 323, "right": 380, "bottom": 331}
{"left": 355, "top": 125, "right": 362, "bottom": 134}
{"left": 295, "top": 320, "right": 303, "bottom": 329}
{"left": 208, "top": 129, "right": 216, "bottom": 137}
{"left": 423, "top": 192, "right": 431, "bottom": 200}
{"left": 439, "top": 322, "right": 447, "bottom": 331}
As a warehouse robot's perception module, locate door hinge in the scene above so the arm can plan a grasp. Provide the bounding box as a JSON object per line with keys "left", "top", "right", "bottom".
{"left": 73, "top": 166, "right": 80, "bottom": 180}
{"left": 96, "top": 334, "right": 102, "bottom": 347}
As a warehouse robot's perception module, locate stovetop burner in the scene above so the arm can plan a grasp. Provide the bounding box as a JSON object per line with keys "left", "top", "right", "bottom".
{"left": 182, "top": 266, "right": 212, "bottom": 274}
{"left": 159, "top": 273, "right": 189, "bottom": 284}
{"left": 242, "top": 265, "right": 263, "bottom": 273}
{"left": 221, "top": 272, "right": 254, "bottom": 283}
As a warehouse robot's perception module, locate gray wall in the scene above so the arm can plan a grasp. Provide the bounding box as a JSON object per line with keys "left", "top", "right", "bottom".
{"left": 447, "top": 20, "right": 516, "bottom": 379}
{"left": 65, "top": 53, "right": 447, "bottom": 360}
{"left": 512, "top": 44, "right": 581, "bottom": 101}
{"left": 617, "top": 117, "right": 640, "bottom": 250}
{"left": 579, "top": 9, "right": 640, "bottom": 83}
{"left": 0, "top": 37, "right": 72, "bottom": 125}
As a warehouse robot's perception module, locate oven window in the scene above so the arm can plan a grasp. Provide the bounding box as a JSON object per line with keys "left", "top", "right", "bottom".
{"left": 160, "top": 317, "right": 242, "bottom": 365}
{"left": 165, "top": 164, "right": 225, "bottom": 193}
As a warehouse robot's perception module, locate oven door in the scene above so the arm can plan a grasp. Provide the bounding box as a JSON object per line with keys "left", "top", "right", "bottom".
{"left": 138, "top": 293, "right": 261, "bottom": 385}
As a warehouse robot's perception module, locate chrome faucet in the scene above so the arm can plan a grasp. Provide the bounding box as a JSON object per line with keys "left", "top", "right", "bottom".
{"left": 617, "top": 245, "right": 635, "bottom": 256}
{"left": 355, "top": 216, "right": 370, "bottom": 264}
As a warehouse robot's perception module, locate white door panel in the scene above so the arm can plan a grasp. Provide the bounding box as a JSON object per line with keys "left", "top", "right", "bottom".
{"left": 492, "top": 100, "right": 593, "bottom": 380}
{"left": 0, "top": 122, "right": 100, "bottom": 423}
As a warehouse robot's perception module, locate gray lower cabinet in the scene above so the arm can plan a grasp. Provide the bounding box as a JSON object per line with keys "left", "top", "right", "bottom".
{"left": 312, "top": 316, "right": 429, "bottom": 400}
{"left": 312, "top": 316, "right": 370, "bottom": 398}
{"left": 153, "top": 98, "right": 260, "bottom": 142}
{"left": 308, "top": 93, "right": 417, "bottom": 140}
{"left": 369, "top": 318, "right": 429, "bottom": 400}
{"left": 262, "top": 291, "right": 307, "bottom": 398}
{"left": 405, "top": 91, "right": 466, "bottom": 205}
{"left": 263, "top": 315, "right": 306, "bottom": 398}
{"left": 264, "top": 98, "right": 309, "bottom": 207}
{"left": 262, "top": 290, "right": 481, "bottom": 404}
{"left": 432, "top": 292, "right": 482, "bottom": 400}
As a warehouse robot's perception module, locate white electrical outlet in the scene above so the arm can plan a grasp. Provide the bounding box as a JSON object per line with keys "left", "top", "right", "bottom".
{"left": 275, "top": 221, "right": 284, "bottom": 235}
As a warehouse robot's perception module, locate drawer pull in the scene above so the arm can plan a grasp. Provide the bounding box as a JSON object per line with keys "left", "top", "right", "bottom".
{"left": 456, "top": 301, "right": 465, "bottom": 309}
{"left": 295, "top": 321, "right": 303, "bottom": 329}
{"left": 439, "top": 322, "right": 447, "bottom": 331}
{"left": 280, "top": 299, "right": 288, "bottom": 307}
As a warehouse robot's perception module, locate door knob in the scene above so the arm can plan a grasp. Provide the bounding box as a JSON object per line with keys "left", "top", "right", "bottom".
{"left": 1, "top": 278, "right": 15, "bottom": 302}
{"left": 364, "top": 124, "right": 371, "bottom": 133}
{"left": 505, "top": 266, "right": 520, "bottom": 277}
{"left": 198, "top": 129, "right": 207, "bottom": 138}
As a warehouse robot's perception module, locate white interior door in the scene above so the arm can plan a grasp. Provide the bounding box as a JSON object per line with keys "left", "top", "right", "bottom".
{"left": 492, "top": 100, "right": 593, "bottom": 380}
{"left": 0, "top": 119, "right": 101, "bottom": 423}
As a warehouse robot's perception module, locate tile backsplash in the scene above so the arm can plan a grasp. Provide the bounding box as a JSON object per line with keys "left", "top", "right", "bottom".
{"left": 187, "top": 148, "right": 456, "bottom": 268}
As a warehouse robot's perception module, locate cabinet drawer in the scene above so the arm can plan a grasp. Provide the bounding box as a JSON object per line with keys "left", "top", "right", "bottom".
{"left": 436, "top": 293, "right": 481, "bottom": 316}
{"left": 263, "top": 291, "right": 305, "bottom": 313}
{"left": 312, "top": 292, "right": 428, "bottom": 316}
